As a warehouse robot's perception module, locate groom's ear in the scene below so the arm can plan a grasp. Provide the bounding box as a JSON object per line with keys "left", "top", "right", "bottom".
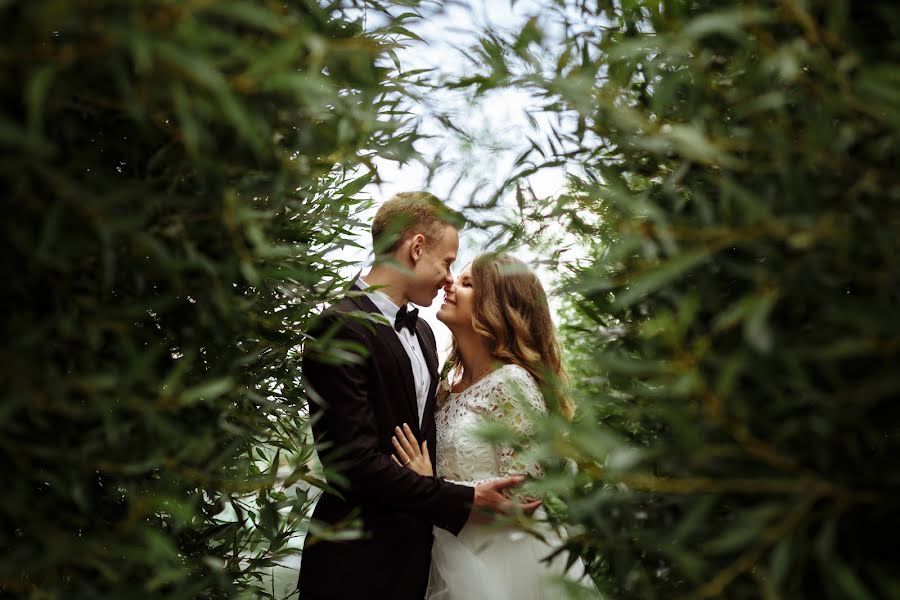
{"left": 409, "top": 233, "right": 426, "bottom": 263}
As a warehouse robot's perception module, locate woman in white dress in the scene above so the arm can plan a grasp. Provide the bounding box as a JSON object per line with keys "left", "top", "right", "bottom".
{"left": 389, "top": 253, "right": 599, "bottom": 600}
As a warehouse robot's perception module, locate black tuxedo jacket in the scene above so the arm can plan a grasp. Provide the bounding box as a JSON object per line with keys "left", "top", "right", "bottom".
{"left": 297, "top": 287, "right": 474, "bottom": 600}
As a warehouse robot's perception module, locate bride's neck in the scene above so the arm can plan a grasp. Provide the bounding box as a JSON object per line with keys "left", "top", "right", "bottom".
{"left": 454, "top": 329, "right": 496, "bottom": 383}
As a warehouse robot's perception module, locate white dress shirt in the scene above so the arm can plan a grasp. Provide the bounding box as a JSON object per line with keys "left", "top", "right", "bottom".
{"left": 357, "top": 276, "right": 431, "bottom": 427}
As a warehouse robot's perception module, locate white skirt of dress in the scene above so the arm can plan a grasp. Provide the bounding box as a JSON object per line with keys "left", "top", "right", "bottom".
{"left": 426, "top": 510, "right": 600, "bottom": 600}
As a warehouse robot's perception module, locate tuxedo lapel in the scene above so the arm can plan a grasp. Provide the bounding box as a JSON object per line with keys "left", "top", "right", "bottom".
{"left": 347, "top": 288, "right": 419, "bottom": 426}
{"left": 416, "top": 319, "right": 439, "bottom": 440}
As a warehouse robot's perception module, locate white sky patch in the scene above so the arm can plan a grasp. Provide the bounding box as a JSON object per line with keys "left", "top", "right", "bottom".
{"left": 338, "top": 0, "right": 579, "bottom": 362}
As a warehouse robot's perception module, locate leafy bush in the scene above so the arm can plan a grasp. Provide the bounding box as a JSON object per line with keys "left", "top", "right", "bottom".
{"left": 454, "top": 1, "right": 900, "bottom": 598}
{"left": 0, "top": 1, "right": 422, "bottom": 597}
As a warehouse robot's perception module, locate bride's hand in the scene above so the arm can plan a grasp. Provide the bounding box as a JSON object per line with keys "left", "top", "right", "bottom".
{"left": 391, "top": 423, "right": 433, "bottom": 477}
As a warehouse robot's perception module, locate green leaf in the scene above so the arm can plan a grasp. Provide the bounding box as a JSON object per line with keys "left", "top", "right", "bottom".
{"left": 703, "top": 504, "right": 782, "bottom": 555}
{"left": 614, "top": 249, "right": 711, "bottom": 308}
{"left": 204, "top": 2, "right": 286, "bottom": 33}
{"left": 770, "top": 536, "right": 792, "bottom": 587}
{"left": 744, "top": 291, "right": 778, "bottom": 353}
{"left": 681, "top": 8, "right": 772, "bottom": 40}
{"left": 181, "top": 378, "right": 235, "bottom": 404}
{"left": 830, "top": 560, "right": 876, "bottom": 600}
{"left": 25, "top": 63, "right": 55, "bottom": 137}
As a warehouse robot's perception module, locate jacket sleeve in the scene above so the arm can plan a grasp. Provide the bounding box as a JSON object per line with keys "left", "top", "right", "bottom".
{"left": 303, "top": 311, "right": 473, "bottom": 535}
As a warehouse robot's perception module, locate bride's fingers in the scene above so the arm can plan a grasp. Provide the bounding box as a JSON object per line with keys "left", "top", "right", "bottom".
{"left": 391, "top": 436, "right": 410, "bottom": 465}
{"left": 401, "top": 423, "right": 421, "bottom": 455}
{"left": 394, "top": 425, "right": 417, "bottom": 457}
{"left": 391, "top": 454, "right": 403, "bottom": 466}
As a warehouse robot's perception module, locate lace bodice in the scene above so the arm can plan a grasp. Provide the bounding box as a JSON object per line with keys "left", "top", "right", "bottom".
{"left": 435, "top": 364, "right": 547, "bottom": 485}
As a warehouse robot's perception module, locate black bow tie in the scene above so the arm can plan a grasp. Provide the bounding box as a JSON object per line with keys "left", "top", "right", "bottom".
{"left": 394, "top": 305, "right": 419, "bottom": 334}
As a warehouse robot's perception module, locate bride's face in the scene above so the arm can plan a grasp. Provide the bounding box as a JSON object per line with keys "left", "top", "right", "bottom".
{"left": 436, "top": 262, "right": 474, "bottom": 329}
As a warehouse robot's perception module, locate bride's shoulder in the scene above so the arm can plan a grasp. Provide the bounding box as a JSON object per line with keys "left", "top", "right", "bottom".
{"left": 495, "top": 363, "right": 537, "bottom": 385}
{"left": 490, "top": 364, "right": 544, "bottom": 405}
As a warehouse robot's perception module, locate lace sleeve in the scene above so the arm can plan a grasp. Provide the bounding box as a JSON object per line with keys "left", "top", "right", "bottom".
{"left": 473, "top": 365, "right": 547, "bottom": 480}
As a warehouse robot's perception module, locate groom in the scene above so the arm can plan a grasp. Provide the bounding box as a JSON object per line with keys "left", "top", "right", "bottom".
{"left": 298, "top": 192, "right": 533, "bottom": 599}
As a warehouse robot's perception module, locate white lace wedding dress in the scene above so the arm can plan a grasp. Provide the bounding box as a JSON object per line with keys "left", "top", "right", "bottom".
{"left": 426, "top": 363, "right": 598, "bottom": 600}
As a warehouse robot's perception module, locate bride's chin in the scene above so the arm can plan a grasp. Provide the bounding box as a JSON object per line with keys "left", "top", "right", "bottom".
{"left": 437, "top": 307, "right": 455, "bottom": 324}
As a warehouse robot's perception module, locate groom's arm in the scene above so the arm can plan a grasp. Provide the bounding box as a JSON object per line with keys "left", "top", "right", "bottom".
{"left": 302, "top": 313, "right": 473, "bottom": 535}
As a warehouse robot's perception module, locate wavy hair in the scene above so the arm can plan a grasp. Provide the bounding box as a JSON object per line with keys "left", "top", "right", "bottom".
{"left": 443, "top": 253, "right": 574, "bottom": 420}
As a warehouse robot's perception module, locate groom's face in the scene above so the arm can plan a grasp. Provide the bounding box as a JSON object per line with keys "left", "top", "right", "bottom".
{"left": 408, "top": 224, "right": 458, "bottom": 306}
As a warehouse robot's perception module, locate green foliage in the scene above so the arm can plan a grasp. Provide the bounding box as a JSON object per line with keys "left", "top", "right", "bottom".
{"left": 0, "top": 1, "right": 424, "bottom": 597}
{"left": 454, "top": 1, "right": 900, "bottom": 598}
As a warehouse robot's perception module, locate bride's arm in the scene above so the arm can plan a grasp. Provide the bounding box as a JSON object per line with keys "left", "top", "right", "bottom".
{"left": 480, "top": 369, "right": 547, "bottom": 488}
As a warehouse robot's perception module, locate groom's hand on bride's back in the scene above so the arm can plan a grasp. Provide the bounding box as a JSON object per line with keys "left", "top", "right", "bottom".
{"left": 469, "top": 476, "right": 541, "bottom": 525}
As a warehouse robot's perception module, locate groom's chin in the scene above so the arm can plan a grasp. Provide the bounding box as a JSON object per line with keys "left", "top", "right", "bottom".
{"left": 416, "top": 294, "right": 434, "bottom": 306}
{"left": 420, "top": 290, "right": 440, "bottom": 306}
{"left": 411, "top": 295, "right": 435, "bottom": 308}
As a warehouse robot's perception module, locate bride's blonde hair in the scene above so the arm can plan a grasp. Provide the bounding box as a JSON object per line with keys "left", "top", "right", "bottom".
{"left": 442, "top": 253, "right": 574, "bottom": 420}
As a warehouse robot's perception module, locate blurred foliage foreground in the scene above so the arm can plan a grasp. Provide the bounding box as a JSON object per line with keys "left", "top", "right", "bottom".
{"left": 3, "top": 1, "right": 900, "bottom": 599}
{"left": 454, "top": 1, "right": 900, "bottom": 599}
{"left": 0, "top": 1, "right": 425, "bottom": 597}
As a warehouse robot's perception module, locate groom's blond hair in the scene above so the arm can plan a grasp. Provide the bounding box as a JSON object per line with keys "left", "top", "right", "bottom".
{"left": 372, "top": 191, "right": 461, "bottom": 255}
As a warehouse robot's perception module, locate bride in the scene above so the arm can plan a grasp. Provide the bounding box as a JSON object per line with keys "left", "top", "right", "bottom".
{"left": 389, "top": 253, "right": 599, "bottom": 599}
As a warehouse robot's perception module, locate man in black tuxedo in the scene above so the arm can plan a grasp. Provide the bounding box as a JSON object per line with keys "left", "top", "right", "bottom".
{"left": 297, "top": 192, "right": 533, "bottom": 599}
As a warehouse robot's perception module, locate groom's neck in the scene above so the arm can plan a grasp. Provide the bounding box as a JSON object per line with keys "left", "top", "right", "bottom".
{"left": 363, "top": 265, "right": 410, "bottom": 307}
